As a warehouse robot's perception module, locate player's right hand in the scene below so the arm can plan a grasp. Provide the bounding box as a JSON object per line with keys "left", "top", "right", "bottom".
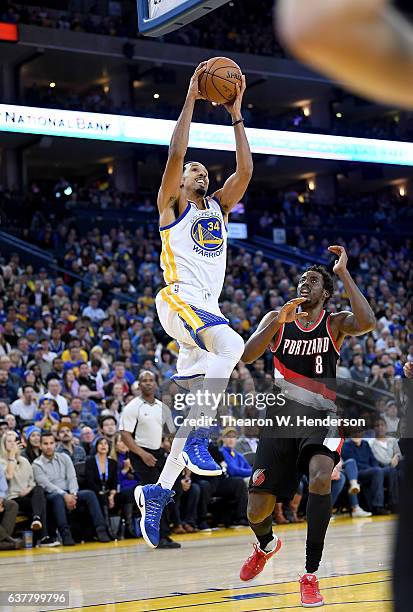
{"left": 187, "top": 62, "right": 207, "bottom": 101}
{"left": 140, "top": 450, "right": 157, "bottom": 467}
{"left": 277, "top": 297, "right": 308, "bottom": 324}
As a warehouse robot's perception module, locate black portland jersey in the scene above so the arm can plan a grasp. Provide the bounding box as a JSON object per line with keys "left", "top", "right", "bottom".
{"left": 270, "top": 310, "right": 340, "bottom": 411}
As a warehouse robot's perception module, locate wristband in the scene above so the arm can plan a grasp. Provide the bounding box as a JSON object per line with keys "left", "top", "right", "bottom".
{"left": 7, "top": 459, "right": 16, "bottom": 462}
{"left": 232, "top": 118, "right": 244, "bottom": 127}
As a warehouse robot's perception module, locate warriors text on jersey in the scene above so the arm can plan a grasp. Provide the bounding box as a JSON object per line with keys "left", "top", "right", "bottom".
{"left": 270, "top": 310, "right": 340, "bottom": 411}
{"left": 159, "top": 197, "right": 227, "bottom": 307}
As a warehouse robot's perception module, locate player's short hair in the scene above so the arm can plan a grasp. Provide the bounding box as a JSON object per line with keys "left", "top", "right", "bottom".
{"left": 306, "top": 265, "right": 334, "bottom": 303}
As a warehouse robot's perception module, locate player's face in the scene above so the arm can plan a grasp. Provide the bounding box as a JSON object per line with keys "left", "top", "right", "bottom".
{"left": 297, "top": 271, "right": 327, "bottom": 306}
{"left": 182, "top": 163, "right": 209, "bottom": 196}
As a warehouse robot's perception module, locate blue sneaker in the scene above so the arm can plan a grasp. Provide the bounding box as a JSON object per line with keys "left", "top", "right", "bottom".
{"left": 179, "top": 428, "right": 222, "bottom": 476}
{"left": 134, "top": 484, "right": 174, "bottom": 549}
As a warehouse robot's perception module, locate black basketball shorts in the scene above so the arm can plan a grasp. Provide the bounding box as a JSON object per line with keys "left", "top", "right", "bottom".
{"left": 248, "top": 402, "right": 343, "bottom": 501}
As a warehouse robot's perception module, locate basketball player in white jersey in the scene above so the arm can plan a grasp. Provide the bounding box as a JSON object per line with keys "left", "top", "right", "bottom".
{"left": 135, "top": 62, "right": 253, "bottom": 549}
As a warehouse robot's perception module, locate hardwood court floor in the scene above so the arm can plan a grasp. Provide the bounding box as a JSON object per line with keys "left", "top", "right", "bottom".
{"left": 0, "top": 516, "right": 394, "bottom": 611}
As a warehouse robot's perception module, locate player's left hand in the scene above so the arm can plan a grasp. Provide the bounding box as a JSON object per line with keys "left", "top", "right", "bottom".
{"left": 224, "top": 74, "right": 246, "bottom": 118}
{"left": 328, "top": 245, "right": 348, "bottom": 275}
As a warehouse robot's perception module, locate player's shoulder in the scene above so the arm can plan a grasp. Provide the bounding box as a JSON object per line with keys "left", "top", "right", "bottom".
{"left": 328, "top": 311, "right": 352, "bottom": 322}
{"left": 123, "top": 395, "right": 144, "bottom": 413}
{"left": 208, "top": 191, "right": 224, "bottom": 210}
{"left": 327, "top": 311, "right": 352, "bottom": 334}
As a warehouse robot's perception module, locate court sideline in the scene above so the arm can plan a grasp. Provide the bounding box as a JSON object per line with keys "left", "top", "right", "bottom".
{"left": 0, "top": 516, "right": 394, "bottom": 612}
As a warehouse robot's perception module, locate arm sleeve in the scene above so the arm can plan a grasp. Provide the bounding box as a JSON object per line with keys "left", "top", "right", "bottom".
{"left": 239, "top": 454, "right": 253, "bottom": 475}
{"left": 109, "top": 459, "right": 118, "bottom": 490}
{"left": 96, "top": 375, "right": 104, "bottom": 395}
{"left": 10, "top": 401, "right": 19, "bottom": 416}
{"left": 340, "top": 443, "right": 351, "bottom": 462}
{"left": 221, "top": 449, "right": 252, "bottom": 478}
{"left": 84, "top": 458, "right": 100, "bottom": 495}
{"left": 368, "top": 445, "right": 379, "bottom": 467}
{"left": 0, "top": 465, "right": 8, "bottom": 499}
{"left": 60, "top": 397, "right": 69, "bottom": 416}
{"left": 25, "top": 459, "right": 36, "bottom": 489}
{"left": 119, "top": 400, "right": 139, "bottom": 433}
{"left": 394, "top": 439, "right": 402, "bottom": 457}
{"left": 32, "top": 462, "right": 66, "bottom": 495}
{"left": 64, "top": 455, "right": 79, "bottom": 494}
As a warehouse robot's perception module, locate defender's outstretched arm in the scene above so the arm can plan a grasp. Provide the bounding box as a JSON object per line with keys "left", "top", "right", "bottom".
{"left": 328, "top": 246, "right": 376, "bottom": 345}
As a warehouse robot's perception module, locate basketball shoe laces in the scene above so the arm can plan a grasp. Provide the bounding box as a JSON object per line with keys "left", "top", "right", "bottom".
{"left": 247, "top": 544, "right": 265, "bottom": 568}
{"left": 145, "top": 487, "right": 174, "bottom": 528}
{"left": 186, "top": 429, "right": 212, "bottom": 464}
{"left": 300, "top": 574, "right": 321, "bottom": 599}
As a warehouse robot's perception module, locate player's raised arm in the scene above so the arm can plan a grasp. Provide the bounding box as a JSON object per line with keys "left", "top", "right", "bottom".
{"left": 328, "top": 246, "right": 376, "bottom": 345}
{"left": 213, "top": 75, "right": 253, "bottom": 216}
{"left": 242, "top": 298, "right": 308, "bottom": 363}
{"left": 157, "top": 62, "right": 206, "bottom": 220}
{"left": 276, "top": 0, "right": 413, "bottom": 110}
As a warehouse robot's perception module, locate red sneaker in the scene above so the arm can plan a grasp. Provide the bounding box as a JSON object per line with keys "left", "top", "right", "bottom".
{"left": 239, "top": 538, "right": 282, "bottom": 581}
{"left": 299, "top": 573, "right": 324, "bottom": 607}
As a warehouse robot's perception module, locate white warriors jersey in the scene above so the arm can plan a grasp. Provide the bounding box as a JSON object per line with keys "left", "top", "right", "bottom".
{"left": 160, "top": 197, "right": 227, "bottom": 306}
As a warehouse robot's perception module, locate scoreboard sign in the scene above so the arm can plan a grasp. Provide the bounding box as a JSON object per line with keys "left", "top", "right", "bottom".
{"left": 137, "top": 0, "right": 230, "bottom": 36}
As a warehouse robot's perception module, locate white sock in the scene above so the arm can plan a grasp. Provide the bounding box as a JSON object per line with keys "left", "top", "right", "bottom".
{"left": 262, "top": 535, "right": 278, "bottom": 553}
{"left": 157, "top": 377, "right": 205, "bottom": 490}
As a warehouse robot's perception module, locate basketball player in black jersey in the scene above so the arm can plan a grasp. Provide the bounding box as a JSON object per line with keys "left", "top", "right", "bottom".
{"left": 276, "top": 3, "right": 413, "bottom": 609}
{"left": 239, "top": 245, "right": 376, "bottom": 608}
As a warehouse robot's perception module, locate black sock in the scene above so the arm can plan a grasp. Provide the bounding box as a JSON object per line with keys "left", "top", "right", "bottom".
{"left": 249, "top": 515, "right": 274, "bottom": 550}
{"left": 306, "top": 492, "right": 332, "bottom": 574}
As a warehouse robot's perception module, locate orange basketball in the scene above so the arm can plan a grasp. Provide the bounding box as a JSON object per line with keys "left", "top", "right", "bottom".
{"left": 199, "top": 57, "right": 242, "bottom": 105}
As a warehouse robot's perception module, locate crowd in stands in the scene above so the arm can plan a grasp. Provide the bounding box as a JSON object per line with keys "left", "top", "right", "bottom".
{"left": 5, "top": 1, "right": 285, "bottom": 57}
{"left": 0, "top": 178, "right": 410, "bottom": 548}
{"left": 256, "top": 190, "right": 413, "bottom": 238}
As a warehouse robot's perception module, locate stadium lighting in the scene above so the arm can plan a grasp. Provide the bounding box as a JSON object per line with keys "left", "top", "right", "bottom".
{"left": 2, "top": 103, "right": 413, "bottom": 166}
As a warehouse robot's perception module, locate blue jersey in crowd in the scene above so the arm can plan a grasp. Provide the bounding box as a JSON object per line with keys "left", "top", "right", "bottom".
{"left": 220, "top": 446, "right": 252, "bottom": 478}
